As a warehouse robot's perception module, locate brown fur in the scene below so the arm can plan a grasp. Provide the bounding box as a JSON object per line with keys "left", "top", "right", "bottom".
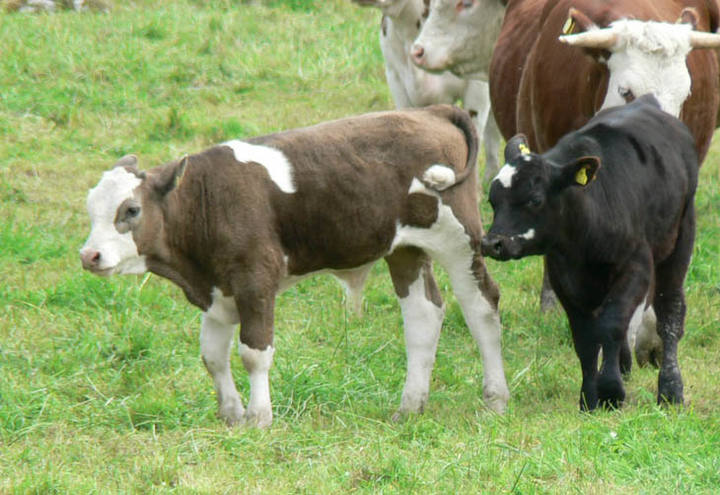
{"left": 126, "top": 105, "right": 494, "bottom": 351}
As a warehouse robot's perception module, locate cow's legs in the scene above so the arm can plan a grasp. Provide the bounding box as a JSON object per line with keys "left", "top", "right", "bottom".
{"left": 437, "top": 249, "right": 509, "bottom": 414}
{"left": 235, "top": 279, "right": 277, "bottom": 428}
{"left": 201, "top": 292, "right": 245, "bottom": 425}
{"left": 653, "top": 203, "right": 694, "bottom": 405}
{"left": 386, "top": 247, "right": 444, "bottom": 420}
{"left": 568, "top": 320, "right": 601, "bottom": 411}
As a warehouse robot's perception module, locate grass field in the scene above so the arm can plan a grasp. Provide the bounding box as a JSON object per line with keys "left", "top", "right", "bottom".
{"left": 1, "top": 1, "right": 719, "bottom": 493}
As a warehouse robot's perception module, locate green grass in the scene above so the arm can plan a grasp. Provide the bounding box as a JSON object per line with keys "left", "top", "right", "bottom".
{"left": 1, "top": 1, "right": 719, "bottom": 493}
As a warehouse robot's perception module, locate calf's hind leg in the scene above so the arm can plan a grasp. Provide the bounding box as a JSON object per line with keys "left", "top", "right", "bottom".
{"left": 386, "top": 247, "right": 445, "bottom": 420}
{"left": 654, "top": 205, "right": 695, "bottom": 406}
{"left": 434, "top": 248, "right": 509, "bottom": 414}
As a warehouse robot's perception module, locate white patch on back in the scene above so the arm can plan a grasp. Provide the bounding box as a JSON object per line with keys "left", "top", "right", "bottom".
{"left": 601, "top": 20, "right": 693, "bottom": 117}
{"left": 223, "top": 140, "right": 296, "bottom": 193}
{"left": 422, "top": 164, "right": 456, "bottom": 191}
{"left": 493, "top": 164, "right": 517, "bottom": 188}
{"left": 82, "top": 167, "right": 147, "bottom": 275}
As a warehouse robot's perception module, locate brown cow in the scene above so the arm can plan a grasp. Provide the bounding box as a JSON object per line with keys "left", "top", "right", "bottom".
{"left": 490, "top": 0, "right": 720, "bottom": 161}
{"left": 80, "top": 105, "right": 510, "bottom": 428}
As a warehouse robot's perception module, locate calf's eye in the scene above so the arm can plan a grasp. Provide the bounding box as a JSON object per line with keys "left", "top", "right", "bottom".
{"left": 126, "top": 206, "right": 141, "bottom": 218}
{"left": 526, "top": 198, "right": 542, "bottom": 208}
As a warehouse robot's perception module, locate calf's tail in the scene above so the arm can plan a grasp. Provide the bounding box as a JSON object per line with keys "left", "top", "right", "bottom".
{"left": 420, "top": 105, "right": 479, "bottom": 191}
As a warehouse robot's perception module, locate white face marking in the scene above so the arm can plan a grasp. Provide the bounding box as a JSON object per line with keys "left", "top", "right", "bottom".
{"left": 517, "top": 228, "right": 535, "bottom": 240}
{"left": 82, "top": 168, "right": 147, "bottom": 275}
{"left": 601, "top": 21, "right": 693, "bottom": 117}
{"left": 493, "top": 163, "right": 517, "bottom": 188}
{"left": 223, "top": 140, "right": 296, "bottom": 193}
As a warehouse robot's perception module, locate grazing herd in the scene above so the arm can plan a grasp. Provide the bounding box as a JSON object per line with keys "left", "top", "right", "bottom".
{"left": 79, "top": 1, "right": 719, "bottom": 427}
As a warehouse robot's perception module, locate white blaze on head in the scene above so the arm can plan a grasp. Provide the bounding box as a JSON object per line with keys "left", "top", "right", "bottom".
{"left": 81, "top": 167, "right": 147, "bottom": 275}
{"left": 223, "top": 140, "right": 296, "bottom": 193}
{"left": 601, "top": 20, "right": 693, "bottom": 117}
{"left": 493, "top": 164, "right": 517, "bottom": 188}
{"left": 517, "top": 228, "right": 535, "bottom": 240}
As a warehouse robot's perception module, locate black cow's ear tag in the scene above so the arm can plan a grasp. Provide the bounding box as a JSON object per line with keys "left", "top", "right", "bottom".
{"left": 575, "top": 165, "right": 590, "bottom": 185}
{"left": 573, "top": 157, "right": 600, "bottom": 187}
{"left": 562, "top": 16, "right": 576, "bottom": 35}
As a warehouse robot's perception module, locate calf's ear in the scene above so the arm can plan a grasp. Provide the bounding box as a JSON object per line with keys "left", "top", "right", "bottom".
{"left": 504, "top": 134, "right": 531, "bottom": 163}
{"left": 552, "top": 156, "right": 601, "bottom": 190}
{"left": 152, "top": 155, "right": 189, "bottom": 197}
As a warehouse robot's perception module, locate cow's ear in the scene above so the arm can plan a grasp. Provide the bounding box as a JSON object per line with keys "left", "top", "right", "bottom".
{"left": 113, "top": 154, "right": 146, "bottom": 179}
{"left": 677, "top": 7, "right": 699, "bottom": 29}
{"left": 153, "top": 155, "right": 189, "bottom": 197}
{"left": 553, "top": 156, "right": 601, "bottom": 190}
{"left": 504, "top": 134, "right": 531, "bottom": 163}
{"left": 560, "top": 8, "right": 612, "bottom": 62}
{"left": 562, "top": 7, "right": 596, "bottom": 35}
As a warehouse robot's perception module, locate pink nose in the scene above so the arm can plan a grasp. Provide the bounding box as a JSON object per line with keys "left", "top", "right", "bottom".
{"left": 80, "top": 248, "right": 101, "bottom": 270}
{"left": 411, "top": 43, "right": 425, "bottom": 66}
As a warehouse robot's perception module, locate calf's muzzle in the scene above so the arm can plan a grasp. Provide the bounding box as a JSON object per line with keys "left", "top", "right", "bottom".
{"left": 481, "top": 233, "right": 521, "bottom": 261}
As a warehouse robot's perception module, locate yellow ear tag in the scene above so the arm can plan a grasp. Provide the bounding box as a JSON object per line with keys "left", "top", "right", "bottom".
{"left": 518, "top": 143, "right": 531, "bottom": 155}
{"left": 562, "top": 16, "right": 576, "bottom": 35}
{"left": 575, "top": 166, "right": 589, "bottom": 186}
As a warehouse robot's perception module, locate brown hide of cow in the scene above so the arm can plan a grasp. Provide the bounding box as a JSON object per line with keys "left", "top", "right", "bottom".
{"left": 129, "top": 106, "right": 480, "bottom": 346}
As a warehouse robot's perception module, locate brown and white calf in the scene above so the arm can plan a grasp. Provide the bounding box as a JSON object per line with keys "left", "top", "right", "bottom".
{"left": 80, "top": 105, "right": 510, "bottom": 427}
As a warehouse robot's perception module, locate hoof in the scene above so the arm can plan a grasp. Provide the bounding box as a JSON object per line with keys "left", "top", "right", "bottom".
{"left": 244, "top": 408, "right": 273, "bottom": 429}
{"left": 218, "top": 399, "right": 246, "bottom": 426}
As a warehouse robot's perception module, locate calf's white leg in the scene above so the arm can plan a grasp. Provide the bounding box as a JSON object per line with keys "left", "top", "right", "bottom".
{"left": 239, "top": 344, "right": 275, "bottom": 428}
{"left": 386, "top": 250, "right": 445, "bottom": 419}
{"left": 200, "top": 312, "right": 245, "bottom": 425}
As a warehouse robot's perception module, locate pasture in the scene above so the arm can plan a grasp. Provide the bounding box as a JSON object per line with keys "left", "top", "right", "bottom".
{"left": 1, "top": 0, "right": 719, "bottom": 492}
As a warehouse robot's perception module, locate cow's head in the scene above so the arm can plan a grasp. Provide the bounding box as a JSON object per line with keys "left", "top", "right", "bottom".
{"left": 481, "top": 135, "right": 600, "bottom": 261}
{"left": 80, "top": 155, "right": 186, "bottom": 276}
{"left": 411, "top": 0, "right": 506, "bottom": 78}
{"left": 559, "top": 7, "right": 720, "bottom": 117}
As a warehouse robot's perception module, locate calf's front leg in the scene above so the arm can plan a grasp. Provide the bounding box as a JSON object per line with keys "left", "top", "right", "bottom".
{"left": 236, "top": 285, "right": 277, "bottom": 429}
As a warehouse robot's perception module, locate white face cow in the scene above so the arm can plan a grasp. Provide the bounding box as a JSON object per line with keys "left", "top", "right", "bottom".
{"left": 560, "top": 15, "right": 720, "bottom": 117}
{"left": 80, "top": 156, "right": 147, "bottom": 276}
{"left": 411, "top": 0, "right": 506, "bottom": 79}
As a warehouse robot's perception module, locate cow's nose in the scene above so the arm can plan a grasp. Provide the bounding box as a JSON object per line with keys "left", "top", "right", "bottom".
{"left": 80, "top": 248, "right": 101, "bottom": 270}
{"left": 481, "top": 235, "right": 504, "bottom": 258}
{"left": 411, "top": 43, "right": 425, "bottom": 66}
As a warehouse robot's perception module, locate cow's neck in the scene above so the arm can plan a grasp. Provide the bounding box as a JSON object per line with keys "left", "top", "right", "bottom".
{"left": 148, "top": 178, "right": 221, "bottom": 311}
